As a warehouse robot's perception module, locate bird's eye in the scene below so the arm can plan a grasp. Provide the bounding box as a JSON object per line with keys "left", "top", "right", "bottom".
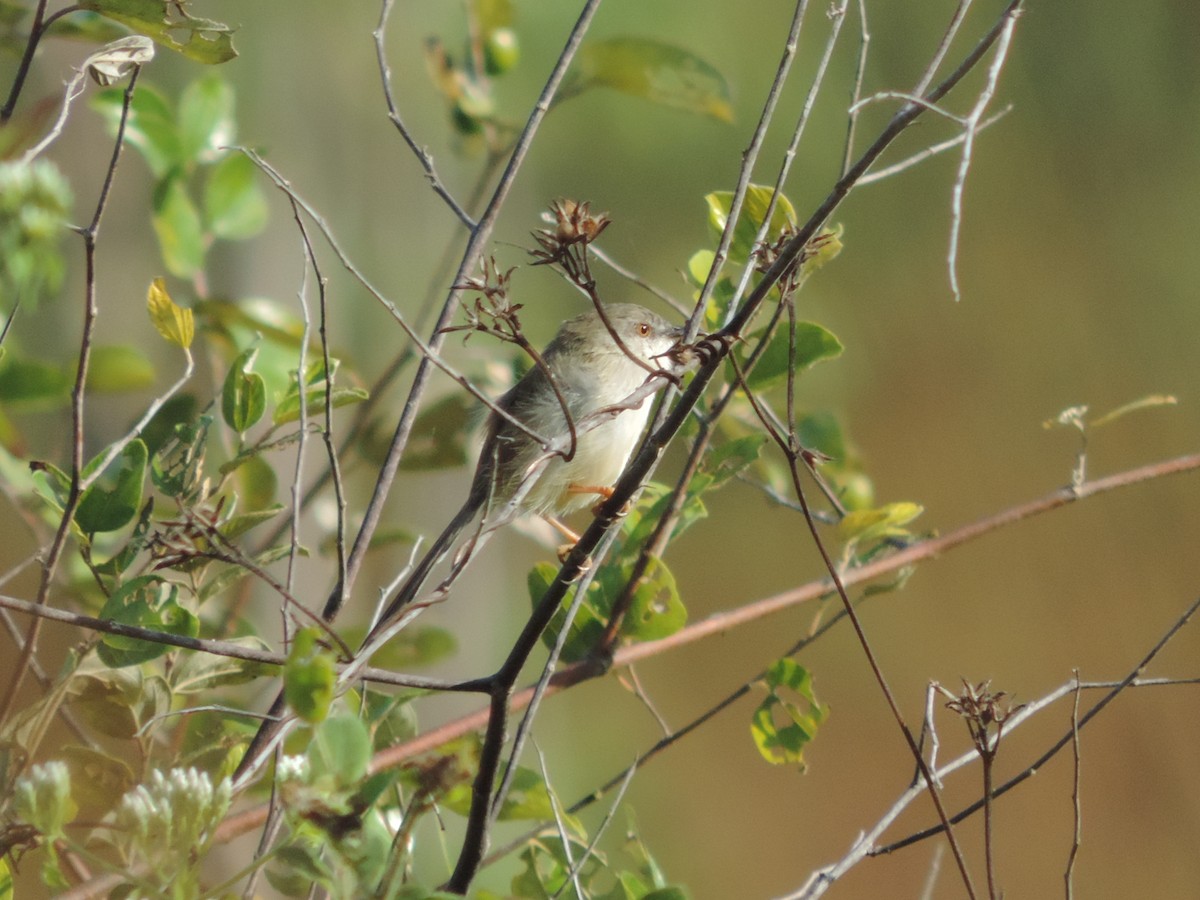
{"left": 638, "top": 322, "right": 651, "bottom": 336}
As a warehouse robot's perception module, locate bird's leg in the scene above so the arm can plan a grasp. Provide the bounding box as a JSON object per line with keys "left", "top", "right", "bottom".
{"left": 565, "top": 483, "right": 631, "bottom": 518}
{"left": 542, "top": 514, "right": 595, "bottom": 572}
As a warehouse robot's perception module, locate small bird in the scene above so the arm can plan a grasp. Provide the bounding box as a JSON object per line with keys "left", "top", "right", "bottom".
{"left": 364, "top": 302, "right": 684, "bottom": 643}
{"left": 233, "top": 303, "right": 684, "bottom": 782}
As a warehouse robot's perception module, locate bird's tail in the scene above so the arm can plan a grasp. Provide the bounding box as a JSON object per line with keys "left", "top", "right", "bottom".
{"left": 363, "top": 498, "right": 479, "bottom": 645}
{"left": 234, "top": 499, "right": 480, "bottom": 783}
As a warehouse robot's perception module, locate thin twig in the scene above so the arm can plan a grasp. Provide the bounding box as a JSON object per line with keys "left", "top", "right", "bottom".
{"left": 947, "top": 7, "right": 1020, "bottom": 301}
{"left": 856, "top": 106, "right": 1011, "bottom": 186}
{"left": 841, "top": 0, "right": 871, "bottom": 176}
{"left": 876, "top": 594, "right": 1200, "bottom": 857}
{"left": 706, "top": 0, "right": 813, "bottom": 331}
{"left": 787, "top": 668, "right": 1198, "bottom": 899}
{"left": 374, "top": 0, "right": 473, "bottom": 228}
{"left": 552, "top": 759, "right": 639, "bottom": 900}
{"left": 534, "top": 743, "right": 583, "bottom": 900}
{"left": 0, "top": 64, "right": 142, "bottom": 730}
{"left": 1065, "top": 670, "right": 1082, "bottom": 900}
{"left": 0, "top": 0, "right": 49, "bottom": 121}
{"left": 727, "top": 0, "right": 849, "bottom": 316}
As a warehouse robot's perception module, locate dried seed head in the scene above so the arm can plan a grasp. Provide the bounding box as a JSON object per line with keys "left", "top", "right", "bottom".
{"left": 531, "top": 198, "right": 611, "bottom": 272}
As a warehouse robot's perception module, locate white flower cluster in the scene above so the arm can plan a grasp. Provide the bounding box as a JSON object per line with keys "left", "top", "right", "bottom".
{"left": 115, "top": 767, "right": 232, "bottom": 866}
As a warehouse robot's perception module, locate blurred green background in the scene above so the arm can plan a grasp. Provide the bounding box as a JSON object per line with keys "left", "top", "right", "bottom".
{"left": 3, "top": 1, "right": 1198, "bottom": 897}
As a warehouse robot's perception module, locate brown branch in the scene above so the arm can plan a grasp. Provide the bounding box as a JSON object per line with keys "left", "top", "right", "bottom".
{"left": 873, "top": 589, "right": 1200, "bottom": 856}
{"left": 205, "top": 450, "right": 1199, "bottom": 851}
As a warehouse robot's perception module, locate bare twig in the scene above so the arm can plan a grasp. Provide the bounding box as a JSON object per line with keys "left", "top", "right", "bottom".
{"left": 947, "top": 6, "right": 1020, "bottom": 300}
{"left": 727, "top": 0, "right": 850, "bottom": 317}
{"left": 704, "top": 0, "right": 814, "bottom": 331}
{"left": 876, "top": 594, "right": 1200, "bottom": 857}
{"left": 0, "top": 64, "right": 142, "bottom": 731}
{"left": 857, "top": 106, "right": 1011, "bottom": 186}
{"left": 787, "top": 666, "right": 1198, "bottom": 900}
{"left": 0, "top": 0, "right": 49, "bottom": 121}
{"left": 374, "top": 0, "right": 473, "bottom": 228}
{"left": 534, "top": 743, "right": 583, "bottom": 900}
{"left": 1065, "top": 670, "right": 1082, "bottom": 900}
{"left": 841, "top": 0, "right": 871, "bottom": 175}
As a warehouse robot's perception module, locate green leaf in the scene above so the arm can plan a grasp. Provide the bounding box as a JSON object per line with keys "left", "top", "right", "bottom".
{"left": 90, "top": 84, "right": 180, "bottom": 178}
{"left": 171, "top": 636, "right": 271, "bottom": 693}
{"left": 273, "top": 385, "right": 369, "bottom": 425}
{"left": 198, "top": 541, "right": 302, "bottom": 603}
{"left": 91, "top": 492, "right": 154, "bottom": 578}
{"left": 354, "top": 690, "right": 420, "bottom": 752}
{"left": 569, "top": 37, "right": 733, "bottom": 122}
{"left": 29, "top": 459, "right": 72, "bottom": 516}
{"left": 686, "top": 249, "right": 717, "bottom": 288}
{"left": 67, "top": 670, "right": 143, "bottom": 740}
{"left": 739, "top": 321, "right": 843, "bottom": 392}
{"left": 702, "top": 434, "right": 767, "bottom": 489}
{"left": 750, "top": 659, "right": 828, "bottom": 769}
{"left": 152, "top": 175, "right": 205, "bottom": 278}
{"left": 221, "top": 347, "right": 267, "bottom": 432}
{"left": 78, "top": 0, "right": 237, "bottom": 64}
{"left": 219, "top": 504, "right": 283, "bottom": 541}
{"left": 492, "top": 766, "right": 556, "bottom": 821}
{"left": 0, "top": 355, "right": 69, "bottom": 409}
{"left": 796, "top": 412, "right": 848, "bottom": 461}
{"left": 309, "top": 715, "right": 372, "bottom": 787}
{"left": 529, "top": 562, "right": 607, "bottom": 663}
{"left": 146, "top": 277, "right": 194, "bottom": 349}
{"left": 150, "top": 413, "right": 210, "bottom": 499}
{"left": 96, "top": 575, "right": 200, "bottom": 667}
{"left": 284, "top": 628, "right": 335, "bottom": 724}
{"left": 140, "top": 392, "right": 198, "bottom": 457}
{"left": 513, "top": 837, "right": 601, "bottom": 899}
{"left": 234, "top": 451, "right": 277, "bottom": 511}
{"left": 706, "top": 185, "right": 797, "bottom": 265}
{"left": 797, "top": 225, "right": 844, "bottom": 282}
{"left": 643, "top": 889, "right": 690, "bottom": 900}
{"left": 204, "top": 152, "right": 268, "bottom": 239}
{"left": 75, "top": 440, "right": 147, "bottom": 534}
{"left": 621, "top": 481, "right": 708, "bottom": 549}
{"left": 620, "top": 558, "right": 686, "bottom": 642}
{"left": 43, "top": 10, "right": 127, "bottom": 44}
{"left": 178, "top": 73, "right": 234, "bottom": 163}
{"left": 86, "top": 345, "right": 156, "bottom": 392}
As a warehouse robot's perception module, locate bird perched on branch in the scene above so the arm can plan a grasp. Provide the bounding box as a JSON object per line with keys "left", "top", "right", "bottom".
{"left": 364, "top": 301, "right": 685, "bottom": 643}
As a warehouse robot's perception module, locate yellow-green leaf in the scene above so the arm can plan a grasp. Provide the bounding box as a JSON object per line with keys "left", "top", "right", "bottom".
{"left": 569, "top": 37, "right": 733, "bottom": 123}
{"left": 1090, "top": 394, "right": 1178, "bottom": 429}
{"left": 147, "top": 278, "right": 193, "bottom": 348}
{"left": 706, "top": 185, "right": 797, "bottom": 264}
{"left": 751, "top": 659, "right": 828, "bottom": 769}
{"left": 838, "top": 501, "right": 923, "bottom": 545}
